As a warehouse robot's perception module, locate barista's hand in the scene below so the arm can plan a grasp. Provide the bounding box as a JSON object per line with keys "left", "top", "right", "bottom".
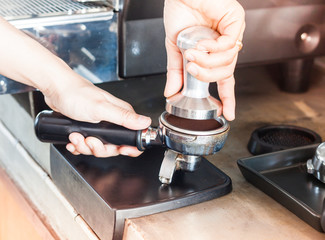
{"left": 43, "top": 74, "right": 152, "bottom": 158}
{"left": 164, "top": 0, "right": 245, "bottom": 121}
{"left": 0, "top": 16, "right": 151, "bottom": 158}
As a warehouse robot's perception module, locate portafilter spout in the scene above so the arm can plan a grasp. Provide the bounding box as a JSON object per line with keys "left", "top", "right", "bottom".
{"left": 166, "top": 26, "right": 222, "bottom": 120}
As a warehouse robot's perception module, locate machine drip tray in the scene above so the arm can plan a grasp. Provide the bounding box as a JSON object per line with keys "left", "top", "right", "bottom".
{"left": 50, "top": 145, "right": 232, "bottom": 240}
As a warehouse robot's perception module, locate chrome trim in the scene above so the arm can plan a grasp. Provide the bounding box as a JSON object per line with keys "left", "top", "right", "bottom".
{"left": 159, "top": 111, "right": 229, "bottom": 136}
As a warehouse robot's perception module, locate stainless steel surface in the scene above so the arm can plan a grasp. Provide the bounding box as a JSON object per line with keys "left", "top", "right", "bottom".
{"left": 0, "top": 0, "right": 112, "bottom": 21}
{"left": 159, "top": 112, "right": 228, "bottom": 136}
{"left": 159, "top": 150, "right": 202, "bottom": 184}
{"left": 72, "top": 0, "right": 114, "bottom": 8}
{"left": 238, "top": 1, "right": 325, "bottom": 65}
{"left": 0, "top": 8, "right": 117, "bottom": 94}
{"left": 158, "top": 149, "right": 179, "bottom": 184}
{"left": 118, "top": 0, "right": 165, "bottom": 77}
{"left": 139, "top": 127, "right": 161, "bottom": 151}
{"left": 177, "top": 154, "right": 201, "bottom": 172}
{"left": 166, "top": 26, "right": 221, "bottom": 120}
{"left": 159, "top": 113, "right": 229, "bottom": 156}
{"left": 307, "top": 142, "right": 325, "bottom": 183}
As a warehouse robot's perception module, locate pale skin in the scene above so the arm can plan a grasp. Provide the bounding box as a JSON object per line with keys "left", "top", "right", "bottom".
{"left": 0, "top": 17, "right": 151, "bottom": 157}
{"left": 0, "top": 0, "right": 245, "bottom": 158}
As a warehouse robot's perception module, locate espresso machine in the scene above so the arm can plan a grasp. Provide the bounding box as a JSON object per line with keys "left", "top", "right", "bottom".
{"left": 2, "top": 0, "right": 325, "bottom": 239}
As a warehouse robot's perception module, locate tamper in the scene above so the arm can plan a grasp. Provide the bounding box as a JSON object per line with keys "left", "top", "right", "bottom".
{"left": 166, "top": 26, "right": 221, "bottom": 120}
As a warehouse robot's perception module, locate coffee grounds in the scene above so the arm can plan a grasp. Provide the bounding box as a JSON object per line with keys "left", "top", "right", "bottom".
{"left": 164, "top": 113, "right": 222, "bottom": 131}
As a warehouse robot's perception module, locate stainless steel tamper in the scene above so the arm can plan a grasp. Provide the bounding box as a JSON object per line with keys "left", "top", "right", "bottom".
{"left": 166, "top": 26, "right": 221, "bottom": 120}
{"left": 307, "top": 142, "right": 325, "bottom": 183}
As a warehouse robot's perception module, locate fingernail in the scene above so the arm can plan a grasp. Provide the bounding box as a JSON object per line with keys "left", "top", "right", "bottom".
{"left": 120, "top": 148, "right": 131, "bottom": 156}
{"left": 137, "top": 115, "right": 151, "bottom": 125}
{"left": 66, "top": 144, "right": 75, "bottom": 153}
{"left": 70, "top": 137, "right": 78, "bottom": 145}
{"left": 185, "top": 52, "right": 195, "bottom": 61}
{"left": 121, "top": 152, "right": 129, "bottom": 156}
{"left": 187, "top": 64, "right": 198, "bottom": 76}
{"left": 227, "top": 111, "right": 235, "bottom": 121}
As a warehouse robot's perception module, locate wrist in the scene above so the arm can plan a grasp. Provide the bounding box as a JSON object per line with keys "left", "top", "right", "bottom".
{"left": 39, "top": 57, "right": 91, "bottom": 98}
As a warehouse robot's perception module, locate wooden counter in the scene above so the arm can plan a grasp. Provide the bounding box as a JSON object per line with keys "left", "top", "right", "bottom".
{"left": 123, "top": 65, "right": 325, "bottom": 240}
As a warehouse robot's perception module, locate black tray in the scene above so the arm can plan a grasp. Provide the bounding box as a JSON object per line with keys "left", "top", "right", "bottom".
{"left": 237, "top": 144, "right": 325, "bottom": 232}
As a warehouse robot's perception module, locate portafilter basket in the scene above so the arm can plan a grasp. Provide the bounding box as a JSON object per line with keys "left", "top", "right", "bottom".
{"left": 158, "top": 112, "right": 229, "bottom": 184}
{"left": 159, "top": 112, "right": 229, "bottom": 156}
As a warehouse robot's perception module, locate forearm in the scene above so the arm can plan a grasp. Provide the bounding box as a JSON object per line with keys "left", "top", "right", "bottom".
{"left": 0, "top": 17, "right": 82, "bottom": 96}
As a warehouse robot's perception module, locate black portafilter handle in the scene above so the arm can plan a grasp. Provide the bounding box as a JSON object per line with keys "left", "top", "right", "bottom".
{"left": 34, "top": 110, "right": 146, "bottom": 150}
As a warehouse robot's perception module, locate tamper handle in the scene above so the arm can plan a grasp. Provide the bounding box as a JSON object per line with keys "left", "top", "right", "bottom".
{"left": 177, "top": 26, "right": 220, "bottom": 99}
{"left": 166, "top": 26, "right": 222, "bottom": 119}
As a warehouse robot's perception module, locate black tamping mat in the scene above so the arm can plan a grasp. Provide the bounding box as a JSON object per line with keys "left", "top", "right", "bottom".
{"left": 237, "top": 144, "right": 325, "bottom": 232}
{"left": 50, "top": 145, "right": 232, "bottom": 240}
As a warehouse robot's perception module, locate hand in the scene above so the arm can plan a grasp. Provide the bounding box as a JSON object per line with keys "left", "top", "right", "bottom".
{"left": 43, "top": 73, "right": 151, "bottom": 158}
{"left": 164, "top": 0, "right": 245, "bottom": 120}
{"left": 0, "top": 17, "right": 151, "bottom": 158}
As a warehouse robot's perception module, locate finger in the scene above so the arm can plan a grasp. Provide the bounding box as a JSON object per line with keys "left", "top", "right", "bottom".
{"left": 85, "top": 137, "right": 120, "bottom": 158}
{"left": 196, "top": 38, "right": 235, "bottom": 52}
{"left": 216, "top": 3, "right": 246, "bottom": 42}
{"left": 69, "top": 133, "right": 93, "bottom": 155}
{"left": 91, "top": 101, "right": 152, "bottom": 130}
{"left": 184, "top": 47, "right": 238, "bottom": 69}
{"left": 164, "top": 38, "right": 183, "bottom": 97}
{"left": 216, "top": 75, "right": 236, "bottom": 121}
{"left": 186, "top": 58, "right": 237, "bottom": 83}
{"left": 66, "top": 143, "right": 81, "bottom": 155}
{"left": 100, "top": 91, "right": 134, "bottom": 112}
{"left": 119, "top": 146, "right": 143, "bottom": 157}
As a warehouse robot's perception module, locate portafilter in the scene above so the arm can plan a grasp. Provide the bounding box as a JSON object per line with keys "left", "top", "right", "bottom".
{"left": 307, "top": 142, "right": 325, "bottom": 183}
{"left": 34, "top": 26, "right": 229, "bottom": 184}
